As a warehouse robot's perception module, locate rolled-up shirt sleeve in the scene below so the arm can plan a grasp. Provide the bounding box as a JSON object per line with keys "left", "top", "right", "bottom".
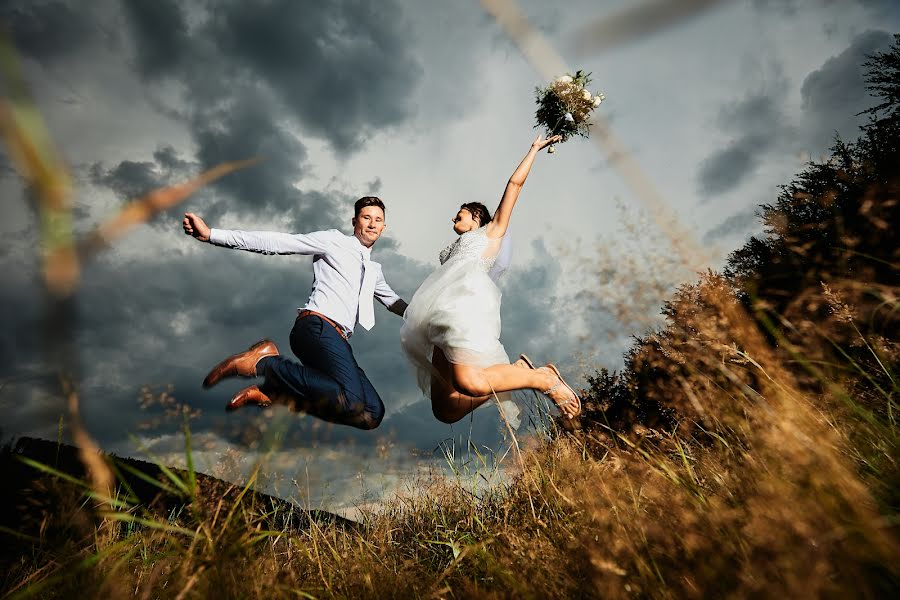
{"left": 209, "top": 228, "right": 335, "bottom": 255}
{"left": 373, "top": 264, "right": 402, "bottom": 309}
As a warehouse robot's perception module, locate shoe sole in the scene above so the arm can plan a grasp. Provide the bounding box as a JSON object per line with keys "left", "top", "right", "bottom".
{"left": 226, "top": 386, "right": 272, "bottom": 412}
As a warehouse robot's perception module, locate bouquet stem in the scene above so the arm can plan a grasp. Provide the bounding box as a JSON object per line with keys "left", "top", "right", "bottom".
{"left": 546, "top": 114, "right": 567, "bottom": 154}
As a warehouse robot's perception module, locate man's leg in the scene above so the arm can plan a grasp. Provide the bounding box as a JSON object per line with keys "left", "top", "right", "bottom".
{"left": 256, "top": 316, "right": 384, "bottom": 430}
{"left": 353, "top": 364, "right": 386, "bottom": 429}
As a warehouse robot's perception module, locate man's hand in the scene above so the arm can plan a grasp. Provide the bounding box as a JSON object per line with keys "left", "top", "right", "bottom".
{"left": 183, "top": 212, "right": 211, "bottom": 242}
{"left": 389, "top": 299, "right": 409, "bottom": 318}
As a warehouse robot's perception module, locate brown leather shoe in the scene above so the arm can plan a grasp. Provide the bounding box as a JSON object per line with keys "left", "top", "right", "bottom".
{"left": 226, "top": 385, "right": 272, "bottom": 411}
{"left": 203, "top": 339, "right": 279, "bottom": 388}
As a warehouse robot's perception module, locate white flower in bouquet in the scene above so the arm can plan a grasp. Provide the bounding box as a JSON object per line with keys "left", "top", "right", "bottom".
{"left": 593, "top": 95, "right": 603, "bottom": 107}
{"left": 555, "top": 75, "right": 573, "bottom": 84}
{"left": 582, "top": 89, "right": 592, "bottom": 101}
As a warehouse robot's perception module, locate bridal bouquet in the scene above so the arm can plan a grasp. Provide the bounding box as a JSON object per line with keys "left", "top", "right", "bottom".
{"left": 534, "top": 70, "right": 604, "bottom": 152}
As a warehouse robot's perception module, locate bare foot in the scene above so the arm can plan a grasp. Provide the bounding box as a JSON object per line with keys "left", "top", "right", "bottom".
{"left": 539, "top": 364, "right": 581, "bottom": 419}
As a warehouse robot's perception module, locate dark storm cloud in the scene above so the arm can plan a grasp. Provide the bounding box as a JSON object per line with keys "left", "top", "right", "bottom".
{"left": 702, "top": 207, "right": 760, "bottom": 244}
{"left": 120, "top": 0, "right": 191, "bottom": 79}
{"left": 206, "top": 0, "right": 422, "bottom": 152}
{"left": 152, "top": 146, "right": 192, "bottom": 172}
{"left": 0, "top": 254, "right": 46, "bottom": 375}
{"left": 188, "top": 89, "right": 323, "bottom": 220}
{"left": 90, "top": 160, "right": 165, "bottom": 201}
{"left": 496, "top": 239, "right": 566, "bottom": 359}
{"left": 697, "top": 93, "right": 788, "bottom": 197}
{"left": 111, "top": 0, "right": 424, "bottom": 229}
{"left": 80, "top": 0, "right": 427, "bottom": 233}
{"left": 698, "top": 29, "right": 893, "bottom": 200}
{"left": 118, "top": 0, "right": 423, "bottom": 154}
{"left": 89, "top": 146, "right": 193, "bottom": 218}
{"left": 800, "top": 29, "right": 894, "bottom": 151}
{"left": 0, "top": 1, "right": 96, "bottom": 61}
{"left": 698, "top": 135, "right": 769, "bottom": 196}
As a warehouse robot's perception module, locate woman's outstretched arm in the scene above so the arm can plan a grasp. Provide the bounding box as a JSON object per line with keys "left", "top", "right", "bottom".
{"left": 486, "top": 134, "right": 560, "bottom": 239}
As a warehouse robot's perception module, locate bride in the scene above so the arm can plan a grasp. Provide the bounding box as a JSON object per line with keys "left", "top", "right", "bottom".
{"left": 401, "top": 133, "right": 582, "bottom": 425}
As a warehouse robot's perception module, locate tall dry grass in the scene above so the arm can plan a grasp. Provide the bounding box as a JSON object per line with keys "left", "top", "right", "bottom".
{"left": 3, "top": 260, "right": 897, "bottom": 597}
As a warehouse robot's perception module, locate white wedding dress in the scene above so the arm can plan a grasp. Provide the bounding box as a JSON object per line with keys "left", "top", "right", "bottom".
{"left": 401, "top": 226, "right": 520, "bottom": 425}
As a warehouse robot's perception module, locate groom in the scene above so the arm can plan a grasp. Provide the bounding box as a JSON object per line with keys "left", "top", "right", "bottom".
{"left": 182, "top": 197, "right": 407, "bottom": 430}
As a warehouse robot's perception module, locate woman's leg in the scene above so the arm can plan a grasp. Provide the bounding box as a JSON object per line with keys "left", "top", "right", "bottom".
{"left": 430, "top": 347, "right": 492, "bottom": 424}
{"left": 429, "top": 349, "right": 580, "bottom": 424}
{"left": 450, "top": 362, "right": 581, "bottom": 419}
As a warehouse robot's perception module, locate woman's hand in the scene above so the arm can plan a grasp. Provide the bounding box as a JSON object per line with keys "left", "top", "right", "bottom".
{"left": 488, "top": 133, "right": 563, "bottom": 238}
{"left": 531, "top": 134, "right": 562, "bottom": 152}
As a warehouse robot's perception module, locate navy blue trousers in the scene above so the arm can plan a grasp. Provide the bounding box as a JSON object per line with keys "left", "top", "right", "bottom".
{"left": 256, "top": 315, "right": 385, "bottom": 430}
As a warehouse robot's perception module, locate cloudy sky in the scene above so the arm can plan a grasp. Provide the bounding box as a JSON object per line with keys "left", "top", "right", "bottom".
{"left": 1, "top": 0, "right": 898, "bottom": 513}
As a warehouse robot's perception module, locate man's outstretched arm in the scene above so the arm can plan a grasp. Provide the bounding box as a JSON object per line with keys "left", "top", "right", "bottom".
{"left": 182, "top": 212, "right": 330, "bottom": 255}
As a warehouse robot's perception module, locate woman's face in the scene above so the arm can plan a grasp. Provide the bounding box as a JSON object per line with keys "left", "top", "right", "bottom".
{"left": 452, "top": 208, "right": 479, "bottom": 235}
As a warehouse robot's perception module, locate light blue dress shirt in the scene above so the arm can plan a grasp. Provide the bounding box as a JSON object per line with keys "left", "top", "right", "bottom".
{"left": 209, "top": 228, "right": 401, "bottom": 336}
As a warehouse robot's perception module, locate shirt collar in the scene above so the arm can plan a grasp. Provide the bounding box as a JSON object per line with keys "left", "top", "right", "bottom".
{"left": 350, "top": 233, "right": 373, "bottom": 259}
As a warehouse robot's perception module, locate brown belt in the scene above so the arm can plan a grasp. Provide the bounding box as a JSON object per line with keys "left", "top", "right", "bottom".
{"left": 297, "top": 309, "right": 350, "bottom": 341}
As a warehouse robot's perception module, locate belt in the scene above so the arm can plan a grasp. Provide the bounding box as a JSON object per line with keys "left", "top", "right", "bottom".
{"left": 297, "top": 309, "right": 350, "bottom": 341}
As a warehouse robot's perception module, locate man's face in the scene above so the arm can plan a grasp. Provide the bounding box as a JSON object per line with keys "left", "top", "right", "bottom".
{"left": 352, "top": 205, "right": 386, "bottom": 247}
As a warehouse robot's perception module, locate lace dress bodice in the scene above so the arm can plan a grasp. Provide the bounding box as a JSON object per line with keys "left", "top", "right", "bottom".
{"left": 438, "top": 227, "right": 498, "bottom": 272}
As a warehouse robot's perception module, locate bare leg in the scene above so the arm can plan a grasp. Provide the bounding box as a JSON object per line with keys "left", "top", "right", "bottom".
{"left": 450, "top": 362, "right": 580, "bottom": 419}
{"left": 430, "top": 347, "right": 492, "bottom": 423}
{"left": 429, "top": 349, "right": 579, "bottom": 424}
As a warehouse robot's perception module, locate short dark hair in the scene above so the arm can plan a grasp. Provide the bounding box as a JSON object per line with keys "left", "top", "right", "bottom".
{"left": 355, "top": 196, "right": 385, "bottom": 217}
{"left": 459, "top": 202, "right": 492, "bottom": 227}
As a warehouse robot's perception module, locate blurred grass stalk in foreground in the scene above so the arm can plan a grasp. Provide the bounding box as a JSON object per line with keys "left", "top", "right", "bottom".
{"left": 0, "top": 34, "right": 258, "bottom": 298}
